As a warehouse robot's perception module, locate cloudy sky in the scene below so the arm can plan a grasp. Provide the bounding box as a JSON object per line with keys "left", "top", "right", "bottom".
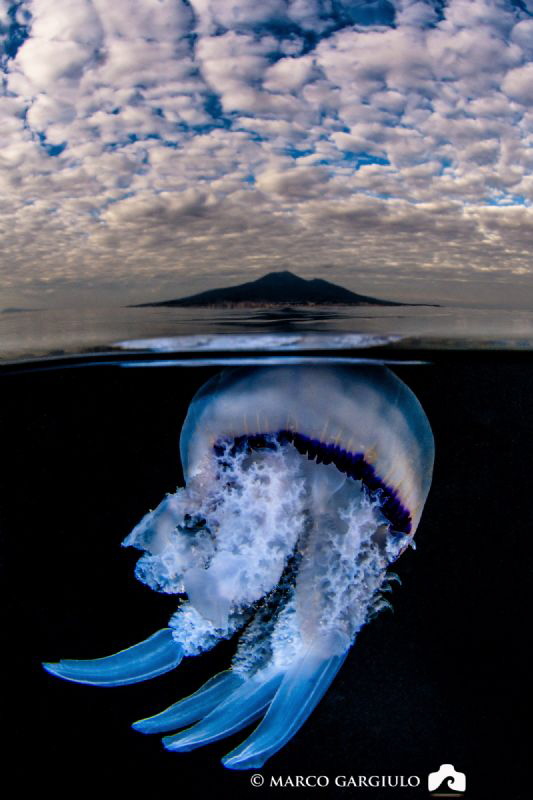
{"left": 1, "top": 0, "right": 533, "bottom": 308}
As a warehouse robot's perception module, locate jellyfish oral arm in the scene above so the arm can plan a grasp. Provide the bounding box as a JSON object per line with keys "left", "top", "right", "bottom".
{"left": 42, "top": 629, "right": 183, "bottom": 687}
{"left": 222, "top": 646, "right": 348, "bottom": 770}
{"left": 43, "top": 365, "right": 434, "bottom": 768}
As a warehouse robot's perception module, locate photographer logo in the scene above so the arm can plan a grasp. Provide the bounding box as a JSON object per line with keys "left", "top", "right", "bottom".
{"left": 428, "top": 764, "right": 466, "bottom": 795}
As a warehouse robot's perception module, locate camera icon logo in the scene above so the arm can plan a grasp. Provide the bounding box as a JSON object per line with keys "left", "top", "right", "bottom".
{"left": 428, "top": 764, "right": 466, "bottom": 794}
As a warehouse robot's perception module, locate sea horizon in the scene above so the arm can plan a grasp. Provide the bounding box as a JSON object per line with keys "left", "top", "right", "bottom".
{"left": 2, "top": 303, "right": 533, "bottom": 363}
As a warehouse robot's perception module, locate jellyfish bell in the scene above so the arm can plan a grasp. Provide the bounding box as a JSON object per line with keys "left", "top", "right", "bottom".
{"left": 181, "top": 366, "right": 432, "bottom": 532}
{"left": 43, "top": 365, "right": 434, "bottom": 770}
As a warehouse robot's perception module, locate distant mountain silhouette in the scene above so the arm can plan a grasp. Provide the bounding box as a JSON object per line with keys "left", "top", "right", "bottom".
{"left": 133, "top": 271, "right": 420, "bottom": 307}
{"left": 1, "top": 307, "right": 41, "bottom": 313}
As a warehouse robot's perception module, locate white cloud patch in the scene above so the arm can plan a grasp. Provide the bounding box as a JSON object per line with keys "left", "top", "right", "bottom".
{"left": 1, "top": 0, "right": 533, "bottom": 307}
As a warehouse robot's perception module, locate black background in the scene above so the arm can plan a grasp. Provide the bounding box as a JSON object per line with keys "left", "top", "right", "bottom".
{"left": 1, "top": 358, "right": 529, "bottom": 798}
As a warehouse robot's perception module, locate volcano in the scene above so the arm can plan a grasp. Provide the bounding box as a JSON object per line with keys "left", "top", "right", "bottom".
{"left": 134, "top": 271, "right": 413, "bottom": 307}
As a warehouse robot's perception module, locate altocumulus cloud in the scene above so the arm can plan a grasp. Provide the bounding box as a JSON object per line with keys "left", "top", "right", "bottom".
{"left": 1, "top": 0, "right": 533, "bottom": 306}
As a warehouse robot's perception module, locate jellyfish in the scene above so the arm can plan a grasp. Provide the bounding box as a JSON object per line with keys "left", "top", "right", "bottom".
{"left": 43, "top": 365, "right": 434, "bottom": 769}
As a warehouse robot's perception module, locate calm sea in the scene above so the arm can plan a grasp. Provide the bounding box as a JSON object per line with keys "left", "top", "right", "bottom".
{"left": 2, "top": 304, "right": 533, "bottom": 362}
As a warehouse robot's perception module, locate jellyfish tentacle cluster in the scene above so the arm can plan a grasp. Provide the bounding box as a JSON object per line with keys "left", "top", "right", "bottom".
{"left": 43, "top": 365, "right": 434, "bottom": 769}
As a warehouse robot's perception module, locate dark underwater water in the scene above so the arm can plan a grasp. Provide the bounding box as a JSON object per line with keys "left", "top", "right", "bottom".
{"left": 0, "top": 349, "right": 529, "bottom": 798}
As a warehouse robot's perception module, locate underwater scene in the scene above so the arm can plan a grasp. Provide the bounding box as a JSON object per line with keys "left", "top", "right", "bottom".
{"left": 1, "top": 323, "right": 528, "bottom": 798}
